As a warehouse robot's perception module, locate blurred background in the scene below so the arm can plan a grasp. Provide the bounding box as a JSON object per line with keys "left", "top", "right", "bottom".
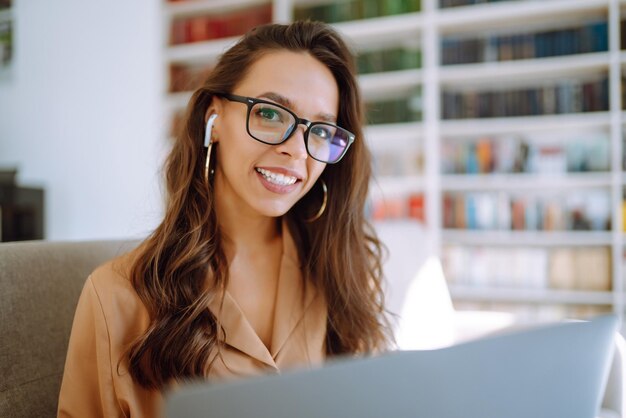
{"left": 0, "top": 0, "right": 165, "bottom": 242}
{"left": 1, "top": 0, "right": 624, "bottom": 331}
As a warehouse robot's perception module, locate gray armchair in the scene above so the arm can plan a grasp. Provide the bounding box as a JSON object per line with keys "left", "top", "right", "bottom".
{"left": 0, "top": 240, "right": 137, "bottom": 418}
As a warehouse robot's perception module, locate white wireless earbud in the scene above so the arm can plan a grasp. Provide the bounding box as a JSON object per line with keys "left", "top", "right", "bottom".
{"left": 204, "top": 114, "right": 218, "bottom": 148}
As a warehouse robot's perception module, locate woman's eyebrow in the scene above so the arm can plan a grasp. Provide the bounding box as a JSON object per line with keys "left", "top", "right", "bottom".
{"left": 258, "top": 91, "right": 337, "bottom": 123}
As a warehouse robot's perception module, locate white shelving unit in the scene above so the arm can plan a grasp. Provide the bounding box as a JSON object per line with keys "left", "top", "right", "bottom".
{"left": 162, "top": 0, "right": 625, "bottom": 325}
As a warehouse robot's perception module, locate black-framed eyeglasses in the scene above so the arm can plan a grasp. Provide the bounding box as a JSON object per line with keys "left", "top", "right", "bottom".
{"left": 217, "top": 93, "right": 355, "bottom": 164}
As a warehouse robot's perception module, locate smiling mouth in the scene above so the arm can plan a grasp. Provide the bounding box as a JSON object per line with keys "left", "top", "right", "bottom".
{"left": 255, "top": 168, "right": 299, "bottom": 186}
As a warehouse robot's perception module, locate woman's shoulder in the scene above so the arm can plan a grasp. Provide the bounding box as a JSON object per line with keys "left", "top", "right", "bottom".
{"left": 89, "top": 248, "right": 137, "bottom": 294}
{"left": 86, "top": 247, "right": 150, "bottom": 325}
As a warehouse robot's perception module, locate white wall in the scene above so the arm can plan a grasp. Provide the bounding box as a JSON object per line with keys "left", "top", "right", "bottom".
{"left": 0, "top": 0, "right": 166, "bottom": 240}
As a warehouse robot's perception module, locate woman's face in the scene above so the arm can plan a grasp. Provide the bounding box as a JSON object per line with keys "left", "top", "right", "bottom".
{"left": 210, "top": 50, "right": 338, "bottom": 219}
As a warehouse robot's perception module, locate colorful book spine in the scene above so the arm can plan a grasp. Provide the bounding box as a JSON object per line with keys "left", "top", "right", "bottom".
{"left": 441, "top": 20, "right": 608, "bottom": 65}
{"left": 442, "top": 191, "right": 611, "bottom": 232}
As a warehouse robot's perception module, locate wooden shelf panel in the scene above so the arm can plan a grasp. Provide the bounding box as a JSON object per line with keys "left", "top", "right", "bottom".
{"left": 442, "top": 229, "right": 613, "bottom": 246}
{"left": 449, "top": 285, "right": 614, "bottom": 305}
{"left": 440, "top": 52, "right": 610, "bottom": 87}
{"left": 440, "top": 112, "right": 611, "bottom": 137}
{"left": 332, "top": 12, "right": 423, "bottom": 50}
{"left": 365, "top": 122, "right": 423, "bottom": 146}
{"left": 370, "top": 175, "right": 425, "bottom": 197}
{"left": 359, "top": 69, "right": 422, "bottom": 101}
{"left": 437, "top": 0, "right": 609, "bottom": 35}
{"left": 441, "top": 173, "right": 613, "bottom": 191}
{"left": 165, "top": 36, "right": 239, "bottom": 64}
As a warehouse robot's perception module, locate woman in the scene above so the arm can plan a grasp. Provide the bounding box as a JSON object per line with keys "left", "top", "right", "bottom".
{"left": 58, "top": 20, "right": 390, "bottom": 417}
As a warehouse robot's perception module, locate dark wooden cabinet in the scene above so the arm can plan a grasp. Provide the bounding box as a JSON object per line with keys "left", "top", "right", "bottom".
{"left": 0, "top": 170, "right": 44, "bottom": 241}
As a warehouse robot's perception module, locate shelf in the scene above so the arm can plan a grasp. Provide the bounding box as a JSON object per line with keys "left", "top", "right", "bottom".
{"left": 440, "top": 52, "right": 610, "bottom": 88}
{"left": 440, "top": 112, "right": 611, "bottom": 137}
{"left": 442, "top": 230, "right": 613, "bottom": 246}
{"left": 441, "top": 172, "right": 613, "bottom": 191}
{"left": 332, "top": 12, "right": 423, "bottom": 50}
{"left": 165, "top": 36, "right": 239, "bottom": 64}
{"left": 161, "top": 0, "right": 625, "bottom": 317}
{"left": 370, "top": 175, "right": 425, "bottom": 197}
{"left": 449, "top": 285, "right": 614, "bottom": 305}
{"left": 437, "top": 0, "right": 609, "bottom": 35}
{"left": 165, "top": 0, "right": 269, "bottom": 18}
{"left": 359, "top": 69, "right": 422, "bottom": 101}
{"left": 364, "top": 122, "right": 423, "bottom": 147}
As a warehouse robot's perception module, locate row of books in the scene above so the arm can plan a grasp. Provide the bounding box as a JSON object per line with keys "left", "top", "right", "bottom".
{"left": 443, "top": 245, "right": 611, "bottom": 292}
{"left": 169, "top": 4, "right": 272, "bottom": 45}
{"left": 441, "top": 21, "right": 608, "bottom": 65}
{"left": 366, "top": 92, "right": 422, "bottom": 124}
{"left": 294, "top": 0, "right": 421, "bottom": 24}
{"left": 368, "top": 193, "right": 425, "bottom": 221}
{"left": 442, "top": 78, "right": 608, "bottom": 119}
{"left": 169, "top": 63, "right": 213, "bottom": 93}
{"left": 357, "top": 46, "right": 421, "bottom": 74}
{"left": 441, "top": 132, "right": 610, "bottom": 175}
{"left": 442, "top": 191, "right": 611, "bottom": 231}
{"left": 439, "top": 0, "right": 514, "bottom": 8}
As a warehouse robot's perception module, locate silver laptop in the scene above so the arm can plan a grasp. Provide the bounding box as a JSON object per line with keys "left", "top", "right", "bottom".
{"left": 164, "top": 315, "right": 618, "bottom": 418}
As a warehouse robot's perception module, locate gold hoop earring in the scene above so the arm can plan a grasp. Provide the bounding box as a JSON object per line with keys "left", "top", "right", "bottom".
{"left": 305, "top": 179, "right": 327, "bottom": 223}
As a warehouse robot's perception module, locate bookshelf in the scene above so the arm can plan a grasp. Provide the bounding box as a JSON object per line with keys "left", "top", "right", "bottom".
{"left": 162, "top": 0, "right": 626, "bottom": 327}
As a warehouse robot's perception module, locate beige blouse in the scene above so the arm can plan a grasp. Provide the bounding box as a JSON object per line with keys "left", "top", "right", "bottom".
{"left": 57, "top": 226, "right": 327, "bottom": 418}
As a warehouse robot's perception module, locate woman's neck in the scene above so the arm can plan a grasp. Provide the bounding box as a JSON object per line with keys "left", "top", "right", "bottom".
{"left": 214, "top": 190, "right": 281, "bottom": 259}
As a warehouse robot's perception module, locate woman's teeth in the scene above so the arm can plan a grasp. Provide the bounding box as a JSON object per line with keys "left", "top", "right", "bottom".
{"left": 256, "top": 168, "right": 298, "bottom": 186}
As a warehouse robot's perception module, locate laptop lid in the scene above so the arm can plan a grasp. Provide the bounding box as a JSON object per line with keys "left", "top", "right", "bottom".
{"left": 164, "top": 315, "right": 618, "bottom": 418}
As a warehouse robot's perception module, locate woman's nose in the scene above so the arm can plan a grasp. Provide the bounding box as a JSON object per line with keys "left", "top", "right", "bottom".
{"left": 275, "top": 125, "right": 308, "bottom": 160}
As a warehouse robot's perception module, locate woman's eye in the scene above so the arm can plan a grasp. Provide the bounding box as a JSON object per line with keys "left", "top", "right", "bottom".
{"left": 311, "top": 126, "right": 331, "bottom": 140}
{"left": 256, "top": 107, "right": 282, "bottom": 122}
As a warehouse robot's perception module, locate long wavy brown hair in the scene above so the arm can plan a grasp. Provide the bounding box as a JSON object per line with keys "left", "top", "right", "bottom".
{"left": 127, "top": 20, "right": 391, "bottom": 389}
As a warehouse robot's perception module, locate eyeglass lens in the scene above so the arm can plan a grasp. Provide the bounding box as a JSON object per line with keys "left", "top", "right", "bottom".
{"left": 248, "top": 102, "right": 350, "bottom": 163}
